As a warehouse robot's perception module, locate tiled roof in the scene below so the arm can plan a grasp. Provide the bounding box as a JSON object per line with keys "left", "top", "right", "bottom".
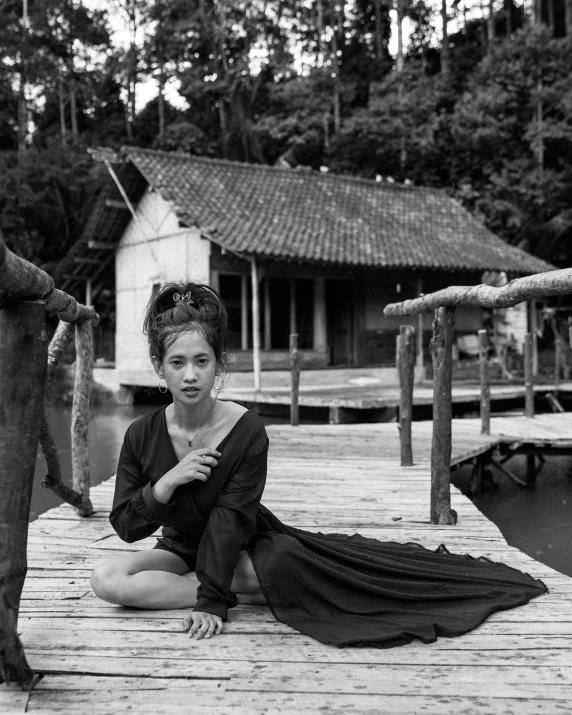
{"left": 124, "top": 147, "right": 553, "bottom": 275}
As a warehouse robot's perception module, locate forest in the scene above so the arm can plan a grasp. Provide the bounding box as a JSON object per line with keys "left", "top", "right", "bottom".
{"left": 0, "top": 0, "right": 571, "bottom": 275}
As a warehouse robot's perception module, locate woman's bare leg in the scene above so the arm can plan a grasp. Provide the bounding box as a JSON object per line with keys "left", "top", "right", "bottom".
{"left": 91, "top": 548, "right": 266, "bottom": 609}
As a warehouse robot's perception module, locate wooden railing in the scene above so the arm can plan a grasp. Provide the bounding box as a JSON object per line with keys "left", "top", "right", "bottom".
{"left": 384, "top": 267, "right": 572, "bottom": 527}
{"left": 0, "top": 231, "right": 99, "bottom": 688}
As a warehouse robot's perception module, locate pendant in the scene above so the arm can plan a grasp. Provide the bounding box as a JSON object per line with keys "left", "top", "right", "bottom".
{"left": 186, "top": 437, "right": 193, "bottom": 448}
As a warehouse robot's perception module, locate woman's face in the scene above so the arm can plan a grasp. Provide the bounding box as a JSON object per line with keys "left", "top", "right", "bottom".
{"left": 153, "top": 328, "right": 217, "bottom": 407}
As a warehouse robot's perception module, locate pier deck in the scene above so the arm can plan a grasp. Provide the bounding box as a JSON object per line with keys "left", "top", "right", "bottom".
{"left": 3, "top": 415, "right": 572, "bottom": 713}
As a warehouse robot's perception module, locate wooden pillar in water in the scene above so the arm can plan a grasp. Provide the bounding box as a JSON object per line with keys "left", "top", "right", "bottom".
{"left": 430, "top": 307, "right": 457, "bottom": 525}
{"left": 290, "top": 333, "right": 300, "bottom": 426}
{"left": 240, "top": 275, "right": 248, "bottom": 351}
{"left": 0, "top": 298, "right": 47, "bottom": 688}
{"left": 398, "top": 325, "right": 415, "bottom": 466}
{"left": 478, "top": 329, "right": 490, "bottom": 435}
{"left": 524, "top": 332, "right": 535, "bottom": 418}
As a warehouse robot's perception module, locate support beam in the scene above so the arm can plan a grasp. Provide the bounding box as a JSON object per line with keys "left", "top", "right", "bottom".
{"left": 524, "top": 332, "right": 535, "bottom": 418}
{"left": 264, "top": 278, "right": 271, "bottom": 351}
{"left": 290, "top": 277, "right": 297, "bottom": 335}
{"left": 529, "top": 299, "right": 539, "bottom": 376}
{"left": 250, "top": 257, "right": 261, "bottom": 391}
{"left": 0, "top": 298, "right": 47, "bottom": 688}
{"left": 74, "top": 256, "right": 104, "bottom": 265}
{"left": 478, "top": 329, "right": 490, "bottom": 435}
{"left": 398, "top": 325, "right": 415, "bottom": 466}
{"left": 241, "top": 274, "right": 248, "bottom": 352}
{"left": 290, "top": 333, "right": 300, "bottom": 427}
{"left": 415, "top": 277, "right": 425, "bottom": 382}
{"left": 430, "top": 307, "right": 457, "bottom": 525}
{"left": 85, "top": 279, "right": 92, "bottom": 308}
{"left": 71, "top": 319, "right": 95, "bottom": 516}
{"left": 313, "top": 277, "right": 327, "bottom": 352}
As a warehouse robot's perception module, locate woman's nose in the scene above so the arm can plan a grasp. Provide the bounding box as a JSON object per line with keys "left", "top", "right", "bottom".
{"left": 183, "top": 365, "right": 197, "bottom": 382}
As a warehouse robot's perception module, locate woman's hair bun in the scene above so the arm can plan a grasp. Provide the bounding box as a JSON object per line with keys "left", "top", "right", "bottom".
{"left": 144, "top": 282, "right": 229, "bottom": 374}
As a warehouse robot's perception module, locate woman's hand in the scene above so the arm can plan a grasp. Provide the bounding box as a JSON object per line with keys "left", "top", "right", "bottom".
{"left": 153, "top": 449, "right": 220, "bottom": 503}
{"left": 183, "top": 611, "right": 223, "bottom": 640}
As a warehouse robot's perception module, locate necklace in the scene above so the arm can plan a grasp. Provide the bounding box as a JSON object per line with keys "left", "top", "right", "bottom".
{"left": 177, "top": 397, "right": 217, "bottom": 448}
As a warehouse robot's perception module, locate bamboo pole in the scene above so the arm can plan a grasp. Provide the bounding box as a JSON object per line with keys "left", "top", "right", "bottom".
{"left": 478, "top": 329, "right": 490, "bottom": 435}
{"left": 430, "top": 307, "right": 457, "bottom": 525}
{"left": 0, "top": 231, "right": 97, "bottom": 324}
{"left": 250, "top": 257, "right": 261, "bottom": 391}
{"left": 290, "top": 333, "right": 300, "bottom": 427}
{"left": 398, "top": 325, "right": 415, "bottom": 466}
{"left": 71, "top": 319, "right": 94, "bottom": 516}
{"left": 524, "top": 332, "right": 535, "bottom": 418}
{"left": 384, "top": 267, "right": 568, "bottom": 316}
{"left": 0, "top": 298, "right": 47, "bottom": 688}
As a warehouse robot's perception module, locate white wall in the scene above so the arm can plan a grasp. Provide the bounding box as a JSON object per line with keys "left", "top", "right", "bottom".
{"left": 116, "top": 189, "right": 211, "bottom": 384}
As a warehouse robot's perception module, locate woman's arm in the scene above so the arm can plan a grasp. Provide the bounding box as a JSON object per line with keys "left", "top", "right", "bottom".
{"left": 109, "top": 430, "right": 177, "bottom": 543}
{"left": 194, "top": 431, "right": 268, "bottom": 620}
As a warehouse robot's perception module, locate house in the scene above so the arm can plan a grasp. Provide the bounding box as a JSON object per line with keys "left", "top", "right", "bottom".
{"left": 54, "top": 147, "right": 554, "bottom": 388}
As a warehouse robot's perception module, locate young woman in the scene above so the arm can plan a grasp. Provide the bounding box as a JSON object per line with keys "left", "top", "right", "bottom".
{"left": 91, "top": 282, "right": 547, "bottom": 647}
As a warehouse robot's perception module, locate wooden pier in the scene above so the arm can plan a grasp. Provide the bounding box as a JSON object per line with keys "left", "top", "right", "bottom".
{"left": 3, "top": 415, "right": 572, "bottom": 714}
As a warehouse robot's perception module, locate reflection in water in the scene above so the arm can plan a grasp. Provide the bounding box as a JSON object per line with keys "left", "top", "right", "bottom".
{"left": 453, "top": 456, "right": 572, "bottom": 578}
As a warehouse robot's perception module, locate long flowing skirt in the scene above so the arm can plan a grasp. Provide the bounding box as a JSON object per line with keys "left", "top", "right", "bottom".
{"left": 249, "top": 505, "right": 548, "bottom": 649}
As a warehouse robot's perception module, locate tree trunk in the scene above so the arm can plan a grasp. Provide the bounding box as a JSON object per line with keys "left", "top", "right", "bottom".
{"left": 71, "top": 319, "right": 94, "bottom": 516}
{"left": 316, "top": 0, "right": 325, "bottom": 64}
{"left": 18, "top": 72, "right": 26, "bottom": 157}
{"left": 566, "top": 0, "right": 572, "bottom": 35}
{"left": 536, "top": 78, "right": 544, "bottom": 173}
{"left": 58, "top": 78, "right": 68, "bottom": 145}
{"left": 441, "top": 0, "right": 451, "bottom": 77}
{"left": 158, "top": 76, "right": 166, "bottom": 137}
{"left": 372, "top": 0, "right": 385, "bottom": 63}
{"left": 331, "top": 3, "right": 341, "bottom": 134}
{"left": 69, "top": 75, "right": 79, "bottom": 141}
{"left": 0, "top": 298, "right": 47, "bottom": 688}
{"left": 505, "top": 0, "right": 512, "bottom": 36}
{"left": 487, "top": 0, "right": 496, "bottom": 43}
{"left": 397, "top": 0, "right": 405, "bottom": 72}
{"left": 547, "top": 0, "right": 555, "bottom": 33}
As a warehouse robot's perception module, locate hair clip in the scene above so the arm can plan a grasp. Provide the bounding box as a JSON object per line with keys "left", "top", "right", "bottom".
{"left": 173, "top": 291, "right": 196, "bottom": 306}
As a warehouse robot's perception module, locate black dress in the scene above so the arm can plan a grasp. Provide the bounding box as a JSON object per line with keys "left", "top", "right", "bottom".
{"left": 110, "top": 407, "right": 547, "bottom": 649}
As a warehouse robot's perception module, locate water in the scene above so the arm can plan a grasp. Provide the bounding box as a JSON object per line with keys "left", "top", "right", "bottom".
{"left": 31, "top": 406, "right": 572, "bottom": 579}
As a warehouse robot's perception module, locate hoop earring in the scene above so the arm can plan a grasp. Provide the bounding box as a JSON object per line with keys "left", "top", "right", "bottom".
{"left": 214, "top": 374, "right": 225, "bottom": 392}
{"left": 158, "top": 377, "right": 168, "bottom": 394}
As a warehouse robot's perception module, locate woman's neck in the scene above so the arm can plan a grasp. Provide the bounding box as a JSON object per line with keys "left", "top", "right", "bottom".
{"left": 169, "top": 397, "right": 216, "bottom": 433}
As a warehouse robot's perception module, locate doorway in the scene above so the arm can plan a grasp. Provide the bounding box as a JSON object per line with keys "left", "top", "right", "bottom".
{"left": 326, "top": 279, "right": 354, "bottom": 366}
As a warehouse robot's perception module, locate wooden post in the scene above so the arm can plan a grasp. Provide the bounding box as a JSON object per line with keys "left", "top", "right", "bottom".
{"left": 250, "top": 256, "right": 261, "bottom": 391}
{"left": 553, "top": 319, "right": 562, "bottom": 391}
{"left": 241, "top": 275, "right": 248, "bottom": 351}
{"left": 478, "top": 329, "right": 490, "bottom": 435}
{"left": 430, "top": 307, "right": 457, "bottom": 525}
{"left": 71, "top": 318, "right": 94, "bottom": 516}
{"left": 529, "top": 299, "right": 539, "bottom": 376}
{"left": 398, "top": 325, "right": 415, "bottom": 466}
{"left": 290, "top": 333, "right": 300, "bottom": 427}
{"left": 290, "top": 277, "right": 297, "bottom": 335}
{"left": 0, "top": 298, "right": 47, "bottom": 688}
{"left": 524, "top": 332, "right": 535, "bottom": 418}
{"left": 263, "top": 278, "right": 271, "bottom": 351}
{"left": 415, "top": 277, "right": 425, "bottom": 382}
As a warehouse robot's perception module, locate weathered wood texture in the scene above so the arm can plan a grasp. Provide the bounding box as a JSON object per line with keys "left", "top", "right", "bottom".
{"left": 0, "top": 299, "right": 47, "bottom": 689}
{"left": 290, "top": 333, "right": 300, "bottom": 427}
{"left": 524, "top": 332, "right": 535, "bottom": 418}
{"left": 3, "top": 415, "right": 572, "bottom": 712}
{"left": 383, "top": 266, "right": 572, "bottom": 316}
{"left": 430, "top": 308, "right": 457, "bottom": 525}
{"left": 40, "top": 320, "right": 94, "bottom": 513}
{"left": 71, "top": 319, "right": 95, "bottom": 517}
{"left": 0, "top": 230, "right": 97, "bottom": 324}
{"left": 478, "top": 329, "right": 490, "bottom": 435}
{"left": 398, "top": 326, "right": 415, "bottom": 466}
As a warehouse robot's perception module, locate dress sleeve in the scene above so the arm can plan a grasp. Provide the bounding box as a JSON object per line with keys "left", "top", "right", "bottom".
{"left": 194, "top": 428, "right": 268, "bottom": 620}
{"left": 109, "top": 428, "right": 177, "bottom": 543}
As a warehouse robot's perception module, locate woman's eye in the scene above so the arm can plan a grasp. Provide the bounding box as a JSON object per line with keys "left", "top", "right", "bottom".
{"left": 171, "top": 360, "right": 182, "bottom": 367}
{"left": 197, "top": 359, "right": 208, "bottom": 366}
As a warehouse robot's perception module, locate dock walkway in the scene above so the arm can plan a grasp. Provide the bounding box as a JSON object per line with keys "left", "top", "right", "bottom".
{"left": 3, "top": 415, "right": 572, "bottom": 713}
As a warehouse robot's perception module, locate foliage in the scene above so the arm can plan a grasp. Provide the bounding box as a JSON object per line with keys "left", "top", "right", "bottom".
{"left": 0, "top": 1, "right": 571, "bottom": 270}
